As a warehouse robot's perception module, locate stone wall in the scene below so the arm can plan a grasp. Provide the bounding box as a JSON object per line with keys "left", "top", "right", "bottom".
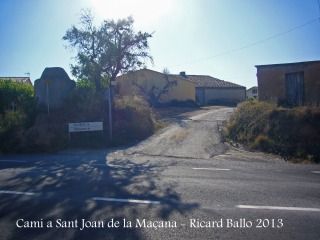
{"left": 34, "top": 67, "right": 76, "bottom": 109}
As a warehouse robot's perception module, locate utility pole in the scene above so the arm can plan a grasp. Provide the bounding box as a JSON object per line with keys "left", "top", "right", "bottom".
{"left": 45, "top": 79, "right": 50, "bottom": 115}
{"left": 108, "top": 80, "right": 116, "bottom": 140}
{"left": 108, "top": 87, "right": 112, "bottom": 140}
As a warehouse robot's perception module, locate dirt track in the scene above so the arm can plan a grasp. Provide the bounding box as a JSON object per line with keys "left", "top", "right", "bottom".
{"left": 118, "top": 107, "right": 235, "bottom": 159}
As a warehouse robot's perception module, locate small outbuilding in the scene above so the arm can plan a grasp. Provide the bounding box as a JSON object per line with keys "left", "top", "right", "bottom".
{"left": 177, "top": 72, "right": 246, "bottom": 106}
{"left": 256, "top": 60, "right": 320, "bottom": 105}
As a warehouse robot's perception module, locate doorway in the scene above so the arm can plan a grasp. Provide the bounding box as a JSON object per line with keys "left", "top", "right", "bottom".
{"left": 285, "top": 72, "right": 304, "bottom": 105}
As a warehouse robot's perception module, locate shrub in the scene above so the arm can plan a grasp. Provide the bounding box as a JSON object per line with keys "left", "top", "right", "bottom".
{"left": 0, "top": 79, "right": 34, "bottom": 114}
{"left": 224, "top": 100, "right": 320, "bottom": 163}
{"left": 113, "top": 95, "right": 155, "bottom": 143}
{"left": 64, "top": 81, "right": 106, "bottom": 122}
{"left": 250, "top": 134, "right": 274, "bottom": 152}
{"left": 226, "top": 100, "right": 275, "bottom": 144}
{"left": 0, "top": 80, "right": 37, "bottom": 153}
{"left": 0, "top": 78, "right": 158, "bottom": 152}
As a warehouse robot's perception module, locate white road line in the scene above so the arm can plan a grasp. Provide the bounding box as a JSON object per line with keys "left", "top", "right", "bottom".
{"left": 237, "top": 205, "right": 320, "bottom": 212}
{"left": 0, "top": 190, "right": 35, "bottom": 196}
{"left": 107, "top": 164, "right": 120, "bottom": 167}
{"left": 92, "top": 197, "right": 161, "bottom": 205}
{"left": 107, "top": 164, "right": 131, "bottom": 169}
{"left": 0, "top": 160, "right": 26, "bottom": 163}
{"left": 193, "top": 168, "right": 231, "bottom": 171}
{"left": 311, "top": 171, "right": 320, "bottom": 174}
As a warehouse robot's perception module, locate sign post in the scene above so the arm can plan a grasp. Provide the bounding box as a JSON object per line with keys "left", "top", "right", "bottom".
{"left": 45, "top": 79, "right": 50, "bottom": 115}
{"left": 108, "top": 80, "right": 116, "bottom": 141}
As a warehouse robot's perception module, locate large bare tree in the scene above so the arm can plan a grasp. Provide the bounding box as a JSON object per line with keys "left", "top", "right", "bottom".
{"left": 132, "top": 68, "right": 177, "bottom": 107}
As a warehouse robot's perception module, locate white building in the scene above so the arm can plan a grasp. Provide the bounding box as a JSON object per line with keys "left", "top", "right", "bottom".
{"left": 246, "top": 86, "right": 258, "bottom": 99}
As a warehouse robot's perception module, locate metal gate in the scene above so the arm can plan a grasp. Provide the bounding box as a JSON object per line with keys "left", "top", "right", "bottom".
{"left": 285, "top": 72, "right": 304, "bottom": 105}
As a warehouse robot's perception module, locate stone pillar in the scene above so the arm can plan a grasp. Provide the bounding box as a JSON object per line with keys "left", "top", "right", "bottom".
{"left": 34, "top": 67, "right": 76, "bottom": 110}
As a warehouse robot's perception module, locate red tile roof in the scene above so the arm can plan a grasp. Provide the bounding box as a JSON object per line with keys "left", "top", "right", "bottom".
{"left": 174, "top": 74, "right": 245, "bottom": 88}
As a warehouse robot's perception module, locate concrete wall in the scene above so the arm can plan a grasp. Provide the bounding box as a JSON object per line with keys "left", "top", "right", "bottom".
{"left": 257, "top": 61, "right": 320, "bottom": 105}
{"left": 117, "top": 69, "right": 196, "bottom": 103}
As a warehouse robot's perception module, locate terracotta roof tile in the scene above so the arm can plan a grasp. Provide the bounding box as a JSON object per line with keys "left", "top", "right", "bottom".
{"left": 174, "top": 74, "right": 245, "bottom": 88}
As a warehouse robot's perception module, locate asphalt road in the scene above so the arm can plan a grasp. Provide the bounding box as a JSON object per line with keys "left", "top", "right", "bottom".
{"left": 0, "top": 107, "right": 319, "bottom": 240}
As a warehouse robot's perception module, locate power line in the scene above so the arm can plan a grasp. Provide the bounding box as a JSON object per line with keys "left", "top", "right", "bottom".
{"left": 169, "top": 18, "right": 318, "bottom": 68}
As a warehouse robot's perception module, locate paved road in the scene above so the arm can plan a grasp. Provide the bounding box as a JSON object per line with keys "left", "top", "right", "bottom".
{"left": 0, "top": 107, "right": 319, "bottom": 240}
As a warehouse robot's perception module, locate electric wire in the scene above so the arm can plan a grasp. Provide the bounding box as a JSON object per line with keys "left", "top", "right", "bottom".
{"left": 168, "top": 18, "right": 319, "bottom": 68}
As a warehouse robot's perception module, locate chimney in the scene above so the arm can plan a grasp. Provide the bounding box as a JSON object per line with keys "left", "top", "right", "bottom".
{"left": 179, "top": 71, "right": 186, "bottom": 78}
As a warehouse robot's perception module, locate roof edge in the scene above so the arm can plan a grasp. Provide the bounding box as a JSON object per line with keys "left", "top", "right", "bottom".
{"left": 255, "top": 60, "right": 320, "bottom": 68}
{"left": 119, "top": 68, "right": 195, "bottom": 84}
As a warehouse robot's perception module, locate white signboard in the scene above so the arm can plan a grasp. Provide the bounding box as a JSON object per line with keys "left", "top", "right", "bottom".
{"left": 68, "top": 122, "right": 103, "bottom": 133}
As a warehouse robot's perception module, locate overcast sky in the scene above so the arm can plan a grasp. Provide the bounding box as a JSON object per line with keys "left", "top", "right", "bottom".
{"left": 1, "top": 0, "right": 319, "bottom": 88}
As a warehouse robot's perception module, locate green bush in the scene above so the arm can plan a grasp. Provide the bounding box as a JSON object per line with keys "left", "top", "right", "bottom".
{"left": 0, "top": 79, "right": 34, "bottom": 114}
{"left": 0, "top": 80, "right": 36, "bottom": 153}
{"left": 0, "top": 79, "right": 36, "bottom": 128}
{"left": 224, "top": 100, "right": 320, "bottom": 163}
{"left": 64, "top": 80, "right": 106, "bottom": 121}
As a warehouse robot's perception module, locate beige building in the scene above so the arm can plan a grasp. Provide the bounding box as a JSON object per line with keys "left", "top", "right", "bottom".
{"left": 116, "top": 69, "right": 196, "bottom": 104}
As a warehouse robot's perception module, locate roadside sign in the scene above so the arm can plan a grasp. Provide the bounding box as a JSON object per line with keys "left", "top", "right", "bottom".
{"left": 68, "top": 122, "right": 103, "bottom": 132}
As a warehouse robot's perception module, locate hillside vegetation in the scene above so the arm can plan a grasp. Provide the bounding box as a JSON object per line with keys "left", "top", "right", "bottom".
{"left": 0, "top": 79, "right": 158, "bottom": 153}
{"left": 0, "top": 79, "right": 36, "bottom": 152}
{"left": 224, "top": 100, "right": 320, "bottom": 163}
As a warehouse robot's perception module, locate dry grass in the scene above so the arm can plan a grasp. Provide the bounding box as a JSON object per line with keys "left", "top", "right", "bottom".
{"left": 224, "top": 100, "right": 320, "bottom": 163}
{"left": 170, "top": 129, "right": 189, "bottom": 142}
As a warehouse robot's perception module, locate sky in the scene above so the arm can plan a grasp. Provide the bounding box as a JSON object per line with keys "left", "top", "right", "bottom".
{"left": 1, "top": 0, "right": 320, "bottom": 88}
